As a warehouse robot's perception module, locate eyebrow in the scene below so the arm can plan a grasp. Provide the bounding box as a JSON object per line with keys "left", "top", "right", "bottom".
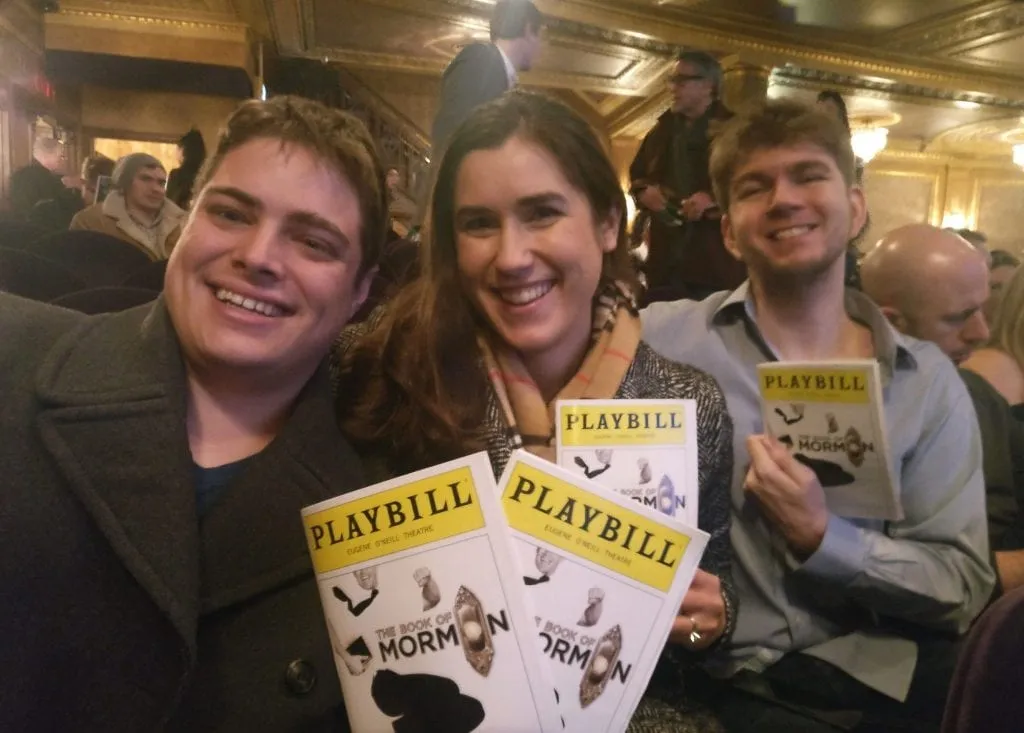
{"left": 455, "top": 192, "right": 569, "bottom": 219}
{"left": 732, "top": 160, "right": 834, "bottom": 189}
{"left": 204, "top": 185, "right": 351, "bottom": 248}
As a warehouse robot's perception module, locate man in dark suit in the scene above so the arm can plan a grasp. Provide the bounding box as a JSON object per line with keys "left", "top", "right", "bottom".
{"left": 0, "top": 95, "right": 387, "bottom": 732}
{"left": 8, "top": 135, "right": 81, "bottom": 225}
{"left": 430, "top": 0, "right": 543, "bottom": 164}
{"left": 630, "top": 51, "right": 745, "bottom": 304}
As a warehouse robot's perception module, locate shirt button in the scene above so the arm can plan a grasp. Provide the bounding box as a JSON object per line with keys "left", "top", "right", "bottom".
{"left": 284, "top": 659, "right": 317, "bottom": 696}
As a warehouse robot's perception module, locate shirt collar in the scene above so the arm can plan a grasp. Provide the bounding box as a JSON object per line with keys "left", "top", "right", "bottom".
{"left": 495, "top": 43, "right": 517, "bottom": 87}
{"left": 712, "top": 280, "right": 918, "bottom": 376}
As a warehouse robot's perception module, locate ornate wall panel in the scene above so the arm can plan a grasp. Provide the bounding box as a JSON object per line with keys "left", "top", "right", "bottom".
{"left": 858, "top": 169, "right": 936, "bottom": 251}
{"left": 976, "top": 179, "right": 1024, "bottom": 256}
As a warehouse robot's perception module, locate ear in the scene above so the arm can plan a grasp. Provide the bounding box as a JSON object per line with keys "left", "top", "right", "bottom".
{"left": 847, "top": 184, "right": 868, "bottom": 241}
{"left": 598, "top": 207, "right": 622, "bottom": 254}
{"left": 349, "top": 266, "right": 377, "bottom": 320}
{"left": 878, "top": 304, "right": 907, "bottom": 332}
{"left": 721, "top": 214, "right": 743, "bottom": 262}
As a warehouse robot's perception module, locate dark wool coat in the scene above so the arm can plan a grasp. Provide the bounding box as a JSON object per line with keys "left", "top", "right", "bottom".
{"left": 0, "top": 294, "right": 364, "bottom": 732}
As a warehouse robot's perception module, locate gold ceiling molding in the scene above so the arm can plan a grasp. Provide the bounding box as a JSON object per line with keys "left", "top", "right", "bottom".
{"left": 66, "top": 0, "right": 235, "bottom": 12}
{"left": 302, "top": 47, "right": 648, "bottom": 95}
{"left": 873, "top": 147, "right": 1015, "bottom": 170}
{"left": 928, "top": 116, "right": 1024, "bottom": 154}
{"left": 884, "top": 2, "right": 1024, "bottom": 55}
{"left": 542, "top": 0, "right": 1024, "bottom": 99}
{"left": 295, "top": 0, "right": 664, "bottom": 95}
{"left": 766, "top": 72, "right": 1024, "bottom": 114}
{"left": 50, "top": 6, "right": 250, "bottom": 39}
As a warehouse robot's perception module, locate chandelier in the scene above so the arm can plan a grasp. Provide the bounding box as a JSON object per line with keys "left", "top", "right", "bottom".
{"left": 1013, "top": 144, "right": 1024, "bottom": 169}
{"left": 851, "top": 127, "right": 889, "bottom": 163}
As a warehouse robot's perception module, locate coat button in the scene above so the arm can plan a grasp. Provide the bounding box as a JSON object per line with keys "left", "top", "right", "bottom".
{"left": 284, "top": 659, "right": 317, "bottom": 696}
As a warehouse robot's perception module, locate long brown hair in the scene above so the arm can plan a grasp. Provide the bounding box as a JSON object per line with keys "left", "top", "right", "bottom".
{"left": 337, "top": 90, "right": 637, "bottom": 472}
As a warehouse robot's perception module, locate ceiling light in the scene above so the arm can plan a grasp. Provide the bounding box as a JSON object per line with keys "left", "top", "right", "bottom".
{"left": 1013, "top": 144, "right": 1024, "bottom": 169}
{"left": 954, "top": 100, "right": 982, "bottom": 110}
{"left": 851, "top": 127, "right": 889, "bottom": 163}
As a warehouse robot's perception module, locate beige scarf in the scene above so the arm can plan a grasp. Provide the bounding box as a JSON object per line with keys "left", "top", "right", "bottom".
{"left": 479, "top": 281, "right": 641, "bottom": 462}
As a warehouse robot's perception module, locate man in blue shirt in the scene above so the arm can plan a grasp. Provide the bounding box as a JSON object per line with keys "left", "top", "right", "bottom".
{"left": 642, "top": 99, "right": 994, "bottom": 732}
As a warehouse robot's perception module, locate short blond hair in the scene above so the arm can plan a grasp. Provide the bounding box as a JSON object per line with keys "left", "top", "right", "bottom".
{"left": 710, "top": 99, "right": 856, "bottom": 212}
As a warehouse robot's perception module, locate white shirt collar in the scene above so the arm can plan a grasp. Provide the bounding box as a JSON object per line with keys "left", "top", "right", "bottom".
{"left": 495, "top": 43, "right": 517, "bottom": 87}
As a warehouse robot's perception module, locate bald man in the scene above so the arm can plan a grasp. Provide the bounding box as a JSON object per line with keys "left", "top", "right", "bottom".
{"left": 863, "top": 223, "right": 1024, "bottom": 589}
{"left": 861, "top": 224, "right": 990, "bottom": 364}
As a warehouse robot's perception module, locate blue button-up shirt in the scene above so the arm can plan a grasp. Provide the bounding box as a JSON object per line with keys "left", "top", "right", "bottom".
{"left": 642, "top": 283, "right": 995, "bottom": 700}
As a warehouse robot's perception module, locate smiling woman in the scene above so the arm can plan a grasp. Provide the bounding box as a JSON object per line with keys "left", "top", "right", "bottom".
{"left": 333, "top": 90, "right": 737, "bottom": 733}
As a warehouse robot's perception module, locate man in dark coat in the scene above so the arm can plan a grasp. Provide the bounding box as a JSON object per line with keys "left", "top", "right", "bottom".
{"left": 413, "top": 0, "right": 543, "bottom": 230}
{"left": 430, "top": 0, "right": 543, "bottom": 160}
{"left": 630, "top": 51, "right": 746, "bottom": 303}
{"left": 0, "top": 95, "right": 387, "bottom": 732}
{"left": 8, "top": 135, "right": 81, "bottom": 226}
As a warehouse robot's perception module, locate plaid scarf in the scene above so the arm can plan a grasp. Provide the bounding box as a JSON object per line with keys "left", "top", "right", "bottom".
{"left": 479, "top": 281, "right": 641, "bottom": 463}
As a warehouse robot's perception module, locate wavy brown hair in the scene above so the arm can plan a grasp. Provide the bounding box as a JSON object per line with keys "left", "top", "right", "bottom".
{"left": 337, "top": 90, "right": 638, "bottom": 472}
{"left": 195, "top": 95, "right": 387, "bottom": 277}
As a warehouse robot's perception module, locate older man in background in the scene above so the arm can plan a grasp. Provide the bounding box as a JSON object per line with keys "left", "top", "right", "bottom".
{"left": 630, "top": 50, "right": 744, "bottom": 303}
{"left": 70, "top": 152, "right": 184, "bottom": 259}
{"left": 9, "top": 136, "right": 81, "bottom": 226}
{"left": 862, "top": 224, "right": 1024, "bottom": 587}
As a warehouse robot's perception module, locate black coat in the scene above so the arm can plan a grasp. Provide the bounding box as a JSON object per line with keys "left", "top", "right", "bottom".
{"left": 430, "top": 42, "right": 510, "bottom": 158}
{"left": 0, "top": 294, "right": 364, "bottom": 731}
{"left": 8, "top": 160, "right": 81, "bottom": 224}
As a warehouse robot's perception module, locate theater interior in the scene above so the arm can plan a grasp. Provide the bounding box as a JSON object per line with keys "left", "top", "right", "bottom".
{"left": 2, "top": 0, "right": 1024, "bottom": 252}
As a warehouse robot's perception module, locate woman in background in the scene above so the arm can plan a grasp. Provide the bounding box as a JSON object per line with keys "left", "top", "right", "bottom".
{"left": 166, "top": 128, "right": 206, "bottom": 209}
{"left": 335, "top": 90, "right": 735, "bottom": 732}
{"left": 964, "top": 264, "right": 1024, "bottom": 413}
{"left": 986, "top": 249, "right": 1020, "bottom": 324}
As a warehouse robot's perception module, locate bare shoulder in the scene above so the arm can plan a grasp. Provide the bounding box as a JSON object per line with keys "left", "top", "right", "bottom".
{"left": 962, "top": 348, "right": 1024, "bottom": 404}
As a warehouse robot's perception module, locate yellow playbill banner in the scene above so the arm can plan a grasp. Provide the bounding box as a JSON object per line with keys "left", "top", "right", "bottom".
{"left": 559, "top": 403, "right": 687, "bottom": 447}
{"left": 759, "top": 365, "right": 871, "bottom": 405}
{"left": 303, "top": 466, "right": 485, "bottom": 574}
{"left": 501, "top": 459, "right": 691, "bottom": 592}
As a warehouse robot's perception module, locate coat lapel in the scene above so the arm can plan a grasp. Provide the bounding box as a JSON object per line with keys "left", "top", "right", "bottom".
{"left": 197, "top": 364, "right": 365, "bottom": 613}
{"left": 34, "top": 300, "right": 201, "bottom": 660}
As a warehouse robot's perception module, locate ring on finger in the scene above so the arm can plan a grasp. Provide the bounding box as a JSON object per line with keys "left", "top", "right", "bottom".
{"left": 688, "top": 615, "right": 703, "bottom": 644}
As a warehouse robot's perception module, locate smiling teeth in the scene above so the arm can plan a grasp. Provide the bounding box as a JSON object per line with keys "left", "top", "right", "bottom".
{"left": 499, "top": 282, "right": 554, "bottom": 305}
{"left": 774, "top": 225, "right": 814, "bottom": 239}
{"left": 215, "top": 288, "right": 283, "bottom": 317}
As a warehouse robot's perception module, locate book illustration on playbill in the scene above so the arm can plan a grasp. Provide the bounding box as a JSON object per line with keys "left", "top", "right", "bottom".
{"left": 556, "top": 399, "right": 700, "bottom": 528}
{"left": 757, "top": 360, "right": 900, "bottom": 521}
{"left": 498, "top": 450, "right": 709, "bottom": 732}
{"left": 301, "top": 452, "right": 563, "bottom": 733}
